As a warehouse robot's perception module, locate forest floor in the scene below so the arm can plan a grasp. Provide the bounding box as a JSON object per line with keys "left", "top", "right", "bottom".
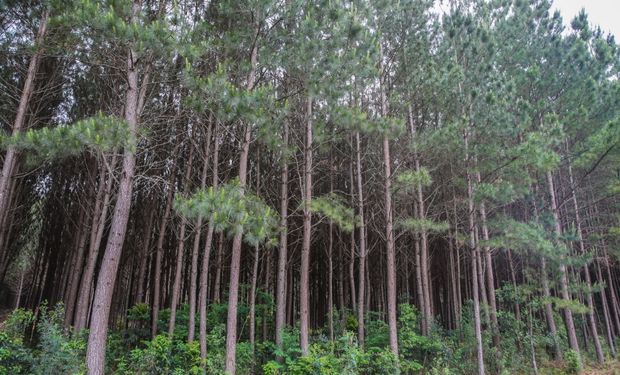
{"left": 538, "top": 360, "right": 620, "bottom": 375}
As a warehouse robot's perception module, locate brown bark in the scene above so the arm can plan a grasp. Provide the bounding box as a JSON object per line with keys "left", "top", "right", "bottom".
{"left": 546, "top": 170, "right": 581, "bottom": 356}
{"left": 566, "top": 153, "right": 604, "bottom": 363}
{"left": 74, "top": 155, "right": 117, "bottom": 333}
{"left": 380, "top": 61, "right": 398, "bottom": 356}
{"left": 465, "top": 130, "right": 485, "bottom": 375}
{"left": 86, "top": 2, "right": 141, "bottom": 371}
{"left": 0, "top": 9, "right": 49, "bottom": 258}
{"left": 168, "top": 145, "right": 194, "bottom": 336}
{"left": 596, "top": 254, "right": 617, "bottom": 358}
{"left": 199, "top": 121, "right": 220, "bottom": 360}
{"left": 355, "top": 131, "right": 366, "bottom": 347}
{"left": 224, "top": 28, "right": 259, "bottom": 372}
{"left": 475, "top": 172, "right": 500, "bottom": 347}
{"left": 300, "top": 96, "right": 313, "bottom": 356}
{"left": 275, "top": 120, "right": 289, "bottom": 353}
{"left": 188, "top": 123, "right": 212, "bottom": 343}
{"left": 151, "top": 155, "right": 178, "bottom": 338}
{"left": 349, "top": 161, "right": 357, "bottom": 313}
{"left": 136, "top": 204, "right": 155, "bottom": 304}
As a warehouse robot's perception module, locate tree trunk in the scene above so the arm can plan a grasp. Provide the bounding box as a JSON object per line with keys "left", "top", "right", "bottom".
{"left": 546, "top": 170, "right": 581, "bottom": 356}
{"left": 249, "top": 245, "right": 260, "bottom": 348}
{"left": 136, "top": 204, "right": 155, "bottom": 305}
{"left": 0, "top": 9, "right": 48, "bottom": 258}
{"left": 199, "top": 122, "right": 220, "bottom": 360}
{"left": 151, "top": 155, "right": 178, "bottom": 338}
{"left": 380, "top": 62, "right": 398, "bottom": 356}
{"left": 476, "top": 172, "right": 500, "bottom": 347}
{"left": 169, "top": 145, "right": 194, "bottom": 336}
{"left": 224, "top": 31, "right": 259, "bottom": 372}
{"left": 355, "top": 131, "right": 366, "bottom": 348}
{"left": 566, "top": 152, "right": 604, "bottom": 363}
{"left": 349, "top": 161, "right": 357, "bottom": 313}
{"left": 300, "top": 96, "right": 313, "bottom": 356}
{"left": 596, "top": 254, "right": 617, "bottom": 358}
{"left": 275, "top": 120, "right": 289, "bottom": 354}
{"left": 465, "top": 130, "right": 485, "bottom": 375}
{"left": 188, "top": 123, "right": 212, "bottom": 343}
{"left": 75, "top": 155, "right": 117, "bottom": 333}
{"left": 86, "top": 3, "right": 141, "bottom": 371}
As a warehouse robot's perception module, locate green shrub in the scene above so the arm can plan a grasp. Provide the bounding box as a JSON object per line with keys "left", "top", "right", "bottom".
{"left": 564, "top": 349, "right": 581, "bottom": 374}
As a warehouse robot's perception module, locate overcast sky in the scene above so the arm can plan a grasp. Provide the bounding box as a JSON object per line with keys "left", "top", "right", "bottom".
{"left": 550, "top": 0, "right": 619, "bottom": 38}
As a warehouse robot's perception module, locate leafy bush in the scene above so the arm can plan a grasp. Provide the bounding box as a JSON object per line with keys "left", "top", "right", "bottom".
{"left": 0, "top": 305, "right": 85, "bottom": 375}
{"left": 114, "top": 334, "right": 201, "bottom": 375}
{"left": 564, "top": 349, "right": 581, "bottom": 374}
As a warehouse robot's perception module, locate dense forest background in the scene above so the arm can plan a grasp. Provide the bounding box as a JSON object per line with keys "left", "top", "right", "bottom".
{"left": 0, "top": 0, "right": 619, "bottom": 374}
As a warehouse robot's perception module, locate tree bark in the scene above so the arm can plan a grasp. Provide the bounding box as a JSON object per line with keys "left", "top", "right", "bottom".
{"left": 168, "top": 145, "right": 194, "bottom": 336}
{"left": 300, "top": 96, "right": 313, "bottom": 356}
{"left": 546, "top": 170, "right": 581, "bottom": 356}
{"left": 566, "top": 152, "right": 604, "bottom": 363}
{"left": 476, "top": 172, "right": 500, "bottom": 347}
{"left": 380, "top": 59, "right": 398, "bottom": 356}
{"left": 75, "top": 155, "right": 117, "bottom": 333}
{"left": 224, "top": 29, "right": 259, "bottom": 372}
{"left": 0, "top": 9, "right": 49, "bottom": 258}
{"left": 199, "top": 121, "right": 220, "bottom": 360}
{"left": 188, "top": 122, "right": 212, "bottom": 343}
{"left": 355, "top": 131, "right": 367, "bottom": 348}
{"left": 86, "top": 2, "right": 141, "bottom": 371}
{"left": 275, "top": 120, "right": 289, "bottom": 354}
{"left": 151, "top": 154, "right": 178, "bottom": 338}
{"left": 465, "top": 129, "right": 485, "bottom": 375}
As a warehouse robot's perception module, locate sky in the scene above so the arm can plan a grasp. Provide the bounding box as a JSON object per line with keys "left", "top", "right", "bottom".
{"left": 550, "top": 0, "right": 619, "bottom": 38}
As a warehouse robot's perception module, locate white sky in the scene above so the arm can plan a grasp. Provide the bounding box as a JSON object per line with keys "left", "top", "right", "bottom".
{"left": 550, "top": 0, "right": 620, "bottom": 38}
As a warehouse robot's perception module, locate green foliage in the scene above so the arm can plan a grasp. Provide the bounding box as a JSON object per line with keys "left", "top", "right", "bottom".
{"left": 0, "top": 114, "right": 132, "bottom": 164}
{"left": 53, "top": 0, "right": 175, "bottom": 53}
{"left": 308, "top": 193, "right": 358, "bottom": 233}
{"left": 114, "top": 334, "right": 201, "bottom": 375}
{"left": 395, "top": 168, "right": 433, "bottom": 190}
{"left": 174, "top": 179, "right": 279, "bottom": 247}
{"left": 0, "top": 305, "right": 85, "bottom": 375}
{"left": 397, "top": 218, "right": 450, "bottom": 234}
{"left": 486, "top": 218, "right": 562, "bottom": 259}
{"left": 564, "top": 349, "right": 582, "bottom": 374}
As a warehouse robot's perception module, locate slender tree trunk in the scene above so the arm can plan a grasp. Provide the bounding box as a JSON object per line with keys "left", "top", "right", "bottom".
{"left": 546, "top": 170, "right": 580, "bottom": 356}
{"left": 349, "top": 161, "right": 357, "bottom": 313}
{"left": 408, "top": 106, "right": 432, "bottom": 334}
{"left": 151, "top": 155, "right": 178, "bottom": 338}
{"left": 249, "top": 152, "right": 262, "bottom": 350}
{"left": 213, "top": 232, "right": 223, "bottom": 303}
{"left": 596, "top": 253, "right": 617, "bottom": 358}
{"left": 75, "top": 155, "right": 117, "bottom": 333}
{"left": 355, "top": 131, "right": 366, "bottom": 347}
{"left": 199, "top": 122, "right": 220, "bottom": 360}
{"left": 465, "top": 130, "right": 485, "bottom": 375}
{"left": 300, "top": 96, "right": 313, "bottom": 356}
{"left": 169, "top": 145, "right": 194, "bottom": 336}
{"left": 476, "top": 172, "right": 499, "bottom": 347}
{"left": 249, "top": 245, "right": 260, "bottom": 348}
{"left": 530, "top": 186, "right": 562, "bottom": 359}
{"left": 566, "top": 152, "right": 604, "bottom": 363}
{"left": 380, "top": 62, "right": 398, "bottom": 356}
{"left": 0, "top": 9, "right": 48, "bottom": 258}
{"left": 224, "top": 30, "right": 259, "bottom": 372}
{"left": 86, "top": 3, "right": 141, "bottom": 371}
{"left": 136, "top": 205, "right": 155, "bottom": 305}
{"left": 275, "top": 121, "right": 289, "bottom": 353}
{"left": 188, "top": 123, "right": 212, "bottom": 343}
{"left": 64, "top": 197, "right": 91, "bottom": 327}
